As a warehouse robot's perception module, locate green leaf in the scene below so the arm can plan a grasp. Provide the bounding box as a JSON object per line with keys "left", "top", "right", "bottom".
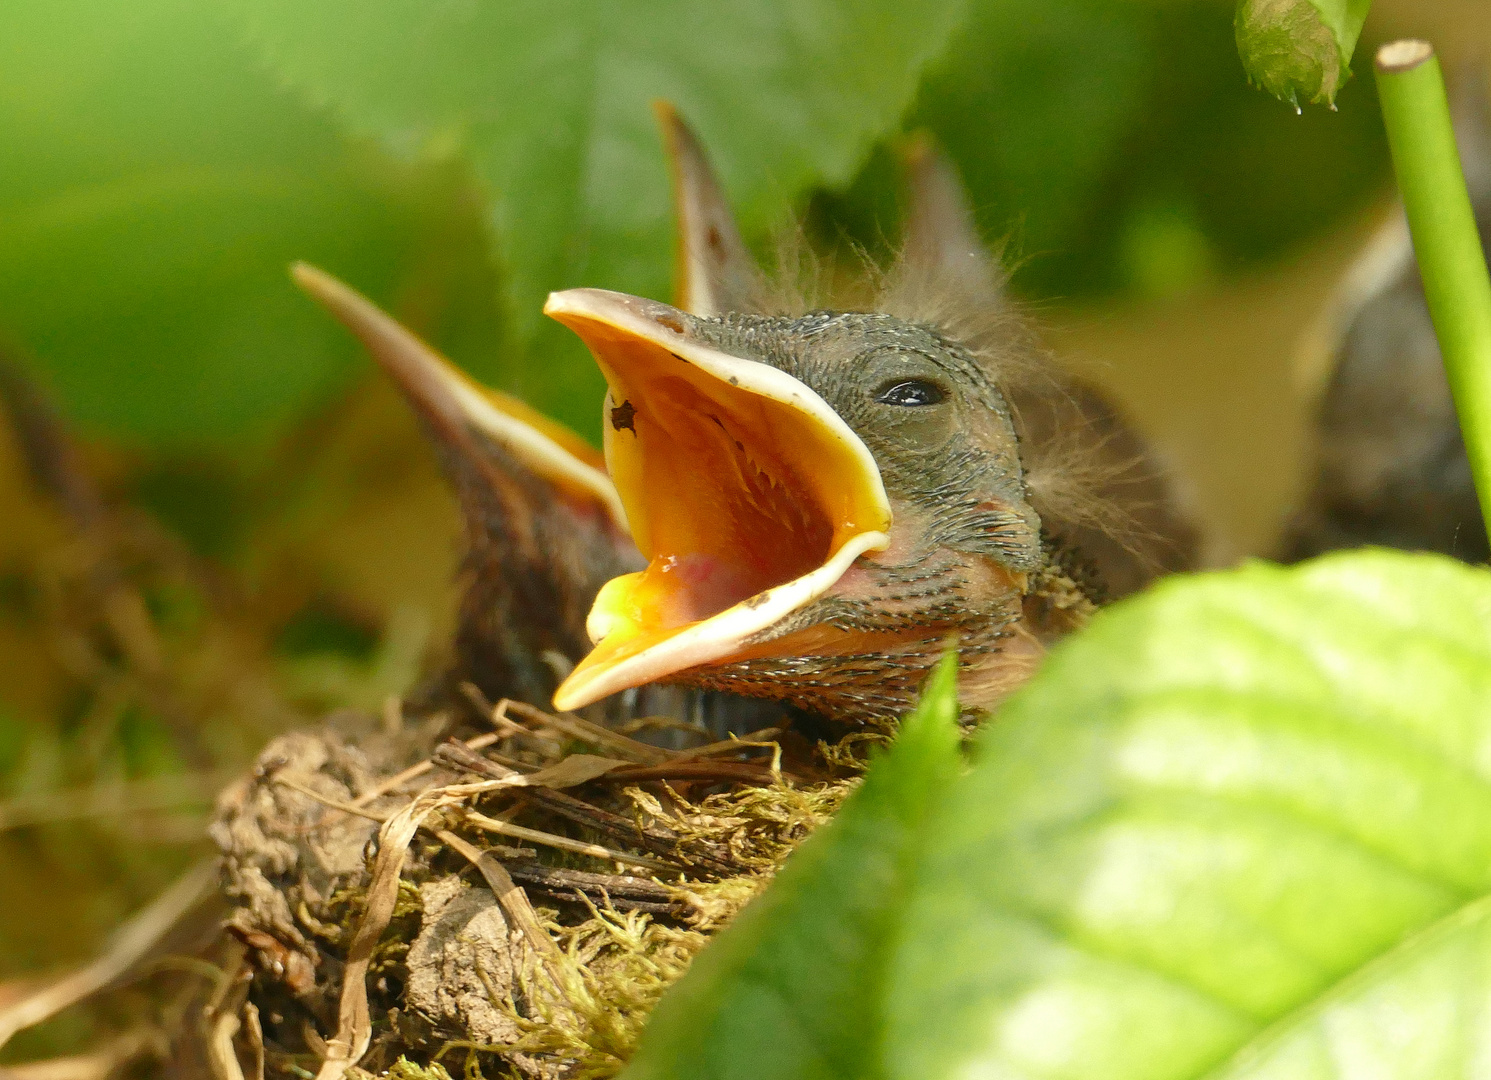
{"left": 631, "top": 550, "right": 1491, "bottom": 1077}
{"left": 624, "top": 652, "right": 963, "bottom": 1080}
{"left": 1, "top": 169, "right": 393, "bottom": 442}
{"left": 1235, "top": 0, "right": 1372, "bottom": 108}
{"left": 818, "top": 2, "right": 1388, "bottom": 302}
{"left": 0, "top": 0, "right": 503, "bottom": 445}
{"left": 817, "top": 0, "right": 1155, "bottom": 272}
{"left": 224, "top": 0, "right": 967, "bottom": 436}
{"left": 913, "top": 0, "right": 1155, "bottom": 281}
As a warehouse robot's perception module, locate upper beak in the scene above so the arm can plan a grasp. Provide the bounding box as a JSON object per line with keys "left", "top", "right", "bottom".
{"left": 545, "top": 288, "right": 892, "bottom": 710}
{"left": 290, "top": 263, "right": 626, "bottom": 530}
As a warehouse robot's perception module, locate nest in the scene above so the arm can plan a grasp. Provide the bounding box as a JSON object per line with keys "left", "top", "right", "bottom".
{"left": 204, "top": 691, "right": 876, "bottom": 1079}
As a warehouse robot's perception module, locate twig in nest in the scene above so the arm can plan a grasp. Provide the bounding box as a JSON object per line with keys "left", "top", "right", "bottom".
{"left": 672, "top": 728, "right": 783, "bottom": 762}
{"left": 349, "top": 729, "right": 503, "bottom": 809}
{"left": 309, "top": 770, "right": 587, "bottom": 1080}
{"left": 431, "top": 746, "right": 629, "bottom": 792}
{"left": 269, "top": 723, "right": 773, "bottom": 1077}
{"left": 313, "top": 789, "right": 431, "bottom": 1080}
{"left": 459, "top": 685, "right": 562, "bottom": 754}
{"left": 271, "top": 776, "right": 389, "bottom": 824}
{"left": 434, "top": 829, "right": 562, "bottom": 966}
{"left": 501, "top": 699, "right": 672, "bottom": 765}
{"left": 261, "top": 725, "right": 526, "bottom": 857}
{"left": 458, "top": 809, "right": 676, "bottom": 874}
{"left": 502, "top": 863, "right": 684, "bottom": 915}
{"left": 599, "top": 760, "right": 782, "bottom": 785}
{"left": 433, "top": 741, "right": 740, "bottom": 877}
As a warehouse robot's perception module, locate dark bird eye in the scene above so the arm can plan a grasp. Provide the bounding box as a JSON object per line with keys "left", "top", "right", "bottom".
{"left": 874, "top": 379, "right": 946, "bottom": 407}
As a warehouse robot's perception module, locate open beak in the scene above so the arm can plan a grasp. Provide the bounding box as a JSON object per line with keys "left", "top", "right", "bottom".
{"left": 545, "top": 288, "right": 891, "bottom": 711}
{"left": 290, "top": 263, "right": 626, "bottom": 531}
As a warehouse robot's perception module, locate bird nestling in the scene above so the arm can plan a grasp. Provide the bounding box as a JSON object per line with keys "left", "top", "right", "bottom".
{"left": 295, "top": 106, "right": 1196, "bottom": 728}
{"left": 1283, "top": 71, "right": 1491, "bottom": 565}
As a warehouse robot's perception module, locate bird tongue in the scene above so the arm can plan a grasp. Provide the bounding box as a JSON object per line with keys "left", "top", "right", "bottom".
{"left": 544, "top": 288, "right": 892, "bottom": 711}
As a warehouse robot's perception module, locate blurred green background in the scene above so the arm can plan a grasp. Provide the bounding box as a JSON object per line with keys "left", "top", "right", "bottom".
{"left": 0, "top": 0, "right": 1486, "bottom": 1061}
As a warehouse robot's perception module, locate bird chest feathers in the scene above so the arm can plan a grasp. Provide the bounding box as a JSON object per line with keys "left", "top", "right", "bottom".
{"left": 294, "top": 108, "right": 1198, "bottom": 733}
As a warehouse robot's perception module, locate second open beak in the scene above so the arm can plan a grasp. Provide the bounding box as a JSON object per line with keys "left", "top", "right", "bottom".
{"left": 545, "top": 289, "right": 891, "bottom": 711}
{"left": 291, "top": 263, "right": 625, "bottom": 530}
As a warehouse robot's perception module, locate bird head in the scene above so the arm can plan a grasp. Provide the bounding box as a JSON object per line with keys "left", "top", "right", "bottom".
{"left": 545, "top": 288, "right": 1051, "bottom": 718}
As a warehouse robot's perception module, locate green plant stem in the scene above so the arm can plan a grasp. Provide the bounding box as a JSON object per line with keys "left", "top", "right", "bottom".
{"left": 1376, "top": 41, "right": 1491, "bottom": 542}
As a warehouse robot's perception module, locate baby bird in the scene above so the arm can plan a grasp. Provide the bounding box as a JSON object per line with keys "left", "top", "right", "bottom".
{"left": 1283, "top": 72, "right": 1491, "bottom": 564}
{"left": 298, "top": 109, "right": 1196, "bottom": 726}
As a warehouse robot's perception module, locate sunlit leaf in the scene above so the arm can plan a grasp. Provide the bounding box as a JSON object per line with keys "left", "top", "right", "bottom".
{"left": 224, "top": 0, "right": 967, "bottom": 435}
{"left": 629, "top": 550, "right": 1491, "bottom": 1078}
{"left": 625, "top": 652, "right": 963, "bottom": 1080}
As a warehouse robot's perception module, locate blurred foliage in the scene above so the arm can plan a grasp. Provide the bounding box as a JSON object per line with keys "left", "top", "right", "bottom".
{"left": 819, "top": 0, "right": 1388, "bottom": 298}
{"left": 0, "top": 0, "right": 507, "bottom": 446}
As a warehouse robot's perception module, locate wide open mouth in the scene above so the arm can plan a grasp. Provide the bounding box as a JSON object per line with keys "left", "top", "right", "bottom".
{"left": 545, "top": 289, "right": 891, "bottom": 711}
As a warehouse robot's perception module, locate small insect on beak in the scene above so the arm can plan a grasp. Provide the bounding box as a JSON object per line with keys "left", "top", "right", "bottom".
{"left": 544, "top": 288, "right": 892, "bottom": 710}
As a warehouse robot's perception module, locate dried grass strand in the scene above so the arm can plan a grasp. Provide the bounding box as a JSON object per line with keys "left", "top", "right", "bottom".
{"left": 309, "top": 757, "right": 648, "bottom": 1080}
{"left": 434, "top": 830, "right": 562, "bottom": 967}
{"left": 0, "top": 859, "right": 217, "bottom": 1053}
{"left": 501, "top": 701, "right": 671, "bottom": 766}
{"left": 242, "top": 1002, "right": 266, "bottom": 1080}
{"left": 206, "top": 1008, "right": 244, "bottom": 1080}
{"left": 458, "top": 810, "right": 675, "bottom": 874}
{"left": 459, "top": 686, "right": 561, "bottom": 754}
{"left": 272, "top": 776, "right": 389, "bottom": 824}
{"left": 349, "top": 731, "right": 501, "bottom": 809}
{"left": 313, "top": 794, "right": 428, "bottom": 1080}
{"left": 0, "top": 1028, "right": 163, "bottom": 1080}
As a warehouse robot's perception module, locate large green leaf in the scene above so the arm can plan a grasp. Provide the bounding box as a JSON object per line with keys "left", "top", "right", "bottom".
{"left": 0, "top": 0, "right": 502, "bottom": 445}
{"left": 627, "top": 550, "right": 1491, "bottom": 1078}
{"left": 1, "top": 169, "right": 390, "bottom": 442}
{"left": 626, "top": 653, "right": 964, "bottom": 1080}
{"left": 223, "top": 0, "right": 967, "bottom": 435}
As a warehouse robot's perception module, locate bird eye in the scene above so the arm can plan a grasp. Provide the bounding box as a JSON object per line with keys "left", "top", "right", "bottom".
{"left": 874, "top": 378, "right": 946, "bottom": 407}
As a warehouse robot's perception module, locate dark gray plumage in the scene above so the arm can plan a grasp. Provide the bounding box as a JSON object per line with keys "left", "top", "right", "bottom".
{"left": 1282, "top": 74, "right": 1491, "bottom": 564}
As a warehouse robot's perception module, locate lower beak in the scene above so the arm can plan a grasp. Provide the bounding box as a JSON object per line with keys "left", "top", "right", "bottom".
{"left": 544, "top": 289, "right": 891, "bottom": 710}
